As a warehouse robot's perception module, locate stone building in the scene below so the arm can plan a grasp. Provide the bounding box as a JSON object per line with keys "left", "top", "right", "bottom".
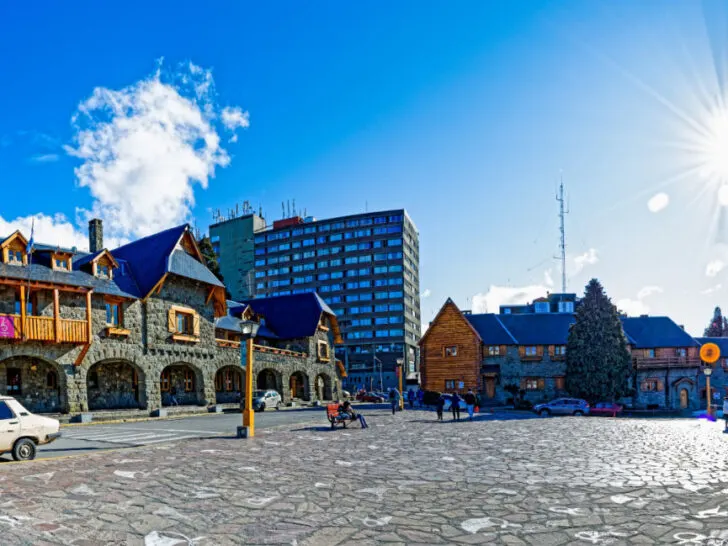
{"left": 0, "top": 220, "right": 343, "bottom": 415}
{"left": 421, "top": 296, "right": 704, "bottom": 410}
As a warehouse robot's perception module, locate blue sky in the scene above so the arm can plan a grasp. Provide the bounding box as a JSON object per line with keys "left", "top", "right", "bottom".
{"left": 1, "top": 1, "right": 727, "bottom": 334}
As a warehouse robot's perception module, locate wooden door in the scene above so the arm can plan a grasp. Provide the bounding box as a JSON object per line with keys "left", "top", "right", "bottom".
{"left": 680, "top": 389, "right": 688, "bottom": 409}
{"left": 484, "top": 377, "right": 495, "bottom": 399}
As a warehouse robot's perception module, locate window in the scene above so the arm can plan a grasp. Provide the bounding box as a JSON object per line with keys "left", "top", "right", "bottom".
{"left": 176, "top": 312, "right": 194, "bottom": 334}
{"left": 318, "top": 340, "right": 330, "bottom": 361}
{"left": 375, "top": 317, "right": 388, "bottom": 325}
{"left": 46, "top": 371, "right": 58, "bottom": 389}
{"left": 675, "top": 348, "right": 687, "bottom": 357}
{"left": 255, "top": 271, "right": 266, "bottom": 278}
{"left": 184, "top": 370, "right": 195, "bottom": 392}
{"left": 389, "top": 291, "right": 403, "bottom": 298}
{"left": 330, "top": 234, "right": 343, "bottom": 242}
{"left": 303, "top": 251, "right": 315, "bottom": 259}
{"left": 534, "top": 302, "right": 549, "bottom": 313}
{"left": 374, "top": 253, "right": 387, "bottom": 261}
{"left": 318, "top": 273, "right": 330, "bottom": 281}
{"left": 525, "top": 346, "right": 538, "bottom": 356}
{"left": 487, "top": 346, "right": 500, "bottom": 356}
{"left": 344, "top": 232, "right": 354, "bottom": 240}
{"left": 160, "top": 370, "right": 171, "bottom": 392}
{"left": 0, "top": 401, "right": 14, "bottom": 421}
{"left": 359, "top": 293, "right": 372, "bottom": 300}
{"left": 318, "top": 261, "right": 329, "bottom": 268}
{"left": 388, "top": 238, "right": 402, "bottom": 247}
{"left": 255, "top": 259, "right": 266, "bottom": 267}
{"left": 255, "top": 248, "right": 266, "bottom": 256}
{"left": 374, "top": 266, "right": 387, "bottom": 274}
{"left": 558, "top": 301, "right": 574, "bottom": 313}
{"left": 345, "top": 244, "right": 358, "bottom": 252}
{"left": 555, "top": 377, "right": 565, "bottom": 391}
{"left": 444, "top": 346, "right": 458, "bottom": 357}
{"left": 331, "top": 271, "right": 344, "bottom": 279}
{"left": 641, "top": 379, "right": 662, "bottom": 392}
{"left": 54, "top": 258, "right": 70, "bottom": 270}
{"left": 97, "top": 264, "right": 111, "bottom": 278}
{"left": 346, "top": 270, "right": 358, "bottom": 278}
{"left": 375, "top": 292, "right": 388, "bottom": 300}
{"left": 292, "top": 228, "right": 304, "bottom": 236}
{"left": 8, "top": 250, "right": 24, "bottom": 265}
{"left": 445, "top": 379, "right": 456, "bottom": 390}
{"left": 330, "top": 258, "right": 342, "bottom": 267}
{"left": 105, "top": 301, "right": 122, "bottom": 326}
{"left": 553, "top": 346, "right": 566, "bottom": 356}
{"left": 346, "top": 282, "right": 358, "bottom": 290}
{"left": 388, "top": 265, "right": 403, "bottom": 273}
{"left": 388, "top": 278, "right": 403, "bottom": 285}
{"left": 304, "top": 226, "right": 316, "bottom": 234}
{"left": 646, "top": 349, "right": 656, "bottom": 358}
{"left": 359, "top": 280, "right": 371, "bottom": 288}
{"left": 255, "top": 234, "right": 266, "bottom": 244}
{"left": 278, "top": 243, "right": 291, "bottom": 251}
{"left": 6, "top": 368, "right": 21, "bottom": 395}
{"left": 375, "top": 330, "right": 389, "bottom": 338}
{"left": 303, "top": 239, "right": 315, "bottom": 247}
{"left": 522, "top": 377, "right": 544, "bottom": 390}
{"left": 317, "top": 248, "right": 330, "bottom": 256}
{"left": 375, "top": 279, "right": 387, "bottom": 287}
{"left": 319, "top": 224, "right": 331, "bottom": 232}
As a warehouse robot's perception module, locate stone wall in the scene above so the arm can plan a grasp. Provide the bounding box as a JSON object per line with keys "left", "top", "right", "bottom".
{"left": 485, "top": 347, "right": 567, "bottom": 404}
{"left": 87, "top": 360, "right": 144, "bottom": 410}
{"left": 0, "top": 357, "right": 63, "bottom": 413}
{"left": 632, "top": 368, "right": 702, "bottom": 410}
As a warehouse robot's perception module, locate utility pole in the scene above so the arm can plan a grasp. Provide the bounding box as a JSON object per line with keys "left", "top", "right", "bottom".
{"left": 555, "top": 175, "right": 569, "bottom": 293}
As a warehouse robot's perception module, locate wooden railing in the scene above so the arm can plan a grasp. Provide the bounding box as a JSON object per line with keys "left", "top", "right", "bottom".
{"left": 0, "top": 314, "right": 88, "bottom": 344}
{"left": 253, "top": 344, "right": 307, "bottom": 358}
{"left": 216, "top": 338, "right": 241, "bottom": 349}
{"left": 633, "top": 357, "right": 701, "bottom": 369}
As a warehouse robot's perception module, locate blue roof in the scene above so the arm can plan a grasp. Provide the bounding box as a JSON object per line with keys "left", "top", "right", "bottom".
{"left": 466, "top": 314, "right": 517, "bottom": 345}
{"left": 620, "top": 316, "right": 698, "bottom": 349}
{"left": 498, "top": 313, "right": 576, "bottom": 345}
{"left": 169, "top": 250, "right": 224, "bottom": 288}
{"left": 230, "top": 292, "right": 339, "bottom": 341}
{"left": 695, "top": 337, "right": 728, "bottom": 355}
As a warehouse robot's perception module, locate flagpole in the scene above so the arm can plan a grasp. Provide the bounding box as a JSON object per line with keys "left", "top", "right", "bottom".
{"left": 24, "top": 219, "right": 35, "bottom": 339}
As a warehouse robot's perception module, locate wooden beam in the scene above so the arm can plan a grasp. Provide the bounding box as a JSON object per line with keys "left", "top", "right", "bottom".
{"left": 0, "top": 278, "right": 88, "bottom": 293}
{"left": 206, "top": 287, "right": 215, "bottom": 305}
{"left": 53, "top": 289, "right": 60, "bottom": 343}
{"left": 74, "top": 343, "right": 90, "bottom": 367}
{"left": 86, "top": 290, "right": 93, "bottom": 343}
{"left": 143, "top": 273, "right": 168, "bottom": 301}
{"left": 19, "top": 284, "right": 26, "bottom": 340}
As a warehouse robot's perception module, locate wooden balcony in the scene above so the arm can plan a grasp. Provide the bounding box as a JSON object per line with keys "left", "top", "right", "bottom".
{"left": 253, "top": 344, "right": 307, "bottom": 358}
{"left": 216, "top": 338, "right": 241, "bottom": 349}
{"left": 633, "top": 356, "right": 701, "bottom": 369}
{"left": 0, "top": 314, "right": 89, "bottom": 344}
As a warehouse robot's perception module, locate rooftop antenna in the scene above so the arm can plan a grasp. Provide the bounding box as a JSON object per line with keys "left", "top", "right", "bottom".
{"left": 281, "top": 202, "right": 285, "bottom": 219}
{"left": 555, "top": 172, "right": 569, "bottom": 293}
{"left": 292, "top": 198, "right": 296, "bottom": 217}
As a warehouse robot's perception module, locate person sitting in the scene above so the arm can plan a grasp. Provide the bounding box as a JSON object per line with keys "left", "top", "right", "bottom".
{"left": 338, "top": 400, "right": 356, "bottom": 420}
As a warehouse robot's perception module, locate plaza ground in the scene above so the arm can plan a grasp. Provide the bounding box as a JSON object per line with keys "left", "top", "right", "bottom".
{"left": 2, "top": 409, "right": 728, "bottom": 545}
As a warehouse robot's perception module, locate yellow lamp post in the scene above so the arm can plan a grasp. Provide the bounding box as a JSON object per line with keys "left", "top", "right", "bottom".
{"left": 396, "top": 357, "right": 404, "bottom": 410}
{"left": 700, "top": 342, "right": 721, "bottom": 418}
{"left": 705, "top": 367, "right": 713, "bottom": 417}
{"left": 237, "top": 320, "right": 260, "bottom": 439}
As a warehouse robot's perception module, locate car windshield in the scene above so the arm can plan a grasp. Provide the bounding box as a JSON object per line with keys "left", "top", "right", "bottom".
{"left": 252, "top": 391, "right": 267, "bottom": 398}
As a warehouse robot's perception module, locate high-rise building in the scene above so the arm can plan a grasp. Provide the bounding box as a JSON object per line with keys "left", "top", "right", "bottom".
{"left": 210, "top": 209, "right": 421, "bottom": 390}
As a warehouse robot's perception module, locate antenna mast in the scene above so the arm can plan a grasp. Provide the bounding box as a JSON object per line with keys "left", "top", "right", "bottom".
{"left": 555, "top": 174, "right": 568, "bottom": 293}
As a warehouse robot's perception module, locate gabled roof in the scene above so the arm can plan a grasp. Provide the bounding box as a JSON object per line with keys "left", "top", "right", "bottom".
{"left": 73, "top": 249, "right": 119, "bottom": 270}
{"left": 465, "top": 314, "right": 517, "bottom": 345}
{"left": 0, "top": 231, "right": 28, "bottom": 249}
{"left": 419, "top": 298, "right": 483, "bottom": 346}
{"left": 498, "top": 313, "right": 576, "bottom": 345}
{"left": 620, "top": 317, "right": 699, "bottom": 349}
{"left": 169, "top": 250, "right": 224, "bottom": 289}
{"left": 229, "top": 293, "right": 341, "bottom": 342}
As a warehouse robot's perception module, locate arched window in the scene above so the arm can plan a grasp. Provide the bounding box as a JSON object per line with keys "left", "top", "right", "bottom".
{"left": 46, "top": 371, "right": 58, "bottom": 389}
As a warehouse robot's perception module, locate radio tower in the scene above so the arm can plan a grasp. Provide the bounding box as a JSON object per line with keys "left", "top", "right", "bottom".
{"left": 555, "top": 175, "right": 569, "bottom": 293}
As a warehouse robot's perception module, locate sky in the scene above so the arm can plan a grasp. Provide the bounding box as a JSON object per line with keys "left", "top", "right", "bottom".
{"left": 1, "top": 1, "right": 727, "bottom": 335}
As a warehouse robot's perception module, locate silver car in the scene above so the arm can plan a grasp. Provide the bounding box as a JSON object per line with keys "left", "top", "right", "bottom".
{"left": 533, "top": 398, "right": 590, "bottom": 417}
{"left": 249, "top": 390, "right": 283, "bottom": 412}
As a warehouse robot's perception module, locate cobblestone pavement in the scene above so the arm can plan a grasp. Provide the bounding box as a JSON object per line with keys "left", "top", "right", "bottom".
{"left": 3, "top": 410, "right": 728, "bottom": 545}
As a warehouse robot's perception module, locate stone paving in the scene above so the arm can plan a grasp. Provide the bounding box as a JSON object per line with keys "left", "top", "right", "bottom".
{"left": 3, "top": 410, "right": 728, "bottom": 545}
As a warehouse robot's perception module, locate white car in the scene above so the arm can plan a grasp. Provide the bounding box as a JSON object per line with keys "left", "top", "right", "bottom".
{"left": 0, "top": 396, "right": 61, "bottom": 461}
{"left": 250, "top": 390, "right": 283, "bottom": 412}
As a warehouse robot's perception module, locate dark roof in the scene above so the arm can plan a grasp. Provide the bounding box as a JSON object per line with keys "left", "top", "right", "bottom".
{"left": 620, "top": 317, "right": 699, "bottom": 349}
{"left": 466, "top": 314, "right": 517, "bottom": 345}
{"left": 73, "top": 251, "right": 103, "bottom": 269}
{"left": 230, "top": 293, "right": 336, "bottom": 340}
{"left": 498, "top": 313, "right": 576, "bottom": 345}
{"left": 168, "top": 250, "right": 224, "bottom": 288}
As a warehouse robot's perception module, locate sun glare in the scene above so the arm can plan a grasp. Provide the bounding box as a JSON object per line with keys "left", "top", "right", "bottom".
{"left": 703, "top": 108, "right": 728, "bottom": 183}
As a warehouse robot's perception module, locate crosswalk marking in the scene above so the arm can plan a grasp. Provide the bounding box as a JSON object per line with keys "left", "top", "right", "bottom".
{"left": 60, "top": 426, "right": 218, "bottom": 446}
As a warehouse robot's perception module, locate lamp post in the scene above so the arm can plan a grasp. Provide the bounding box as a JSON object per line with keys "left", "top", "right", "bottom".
{"left": 704, "top": 367, "right": 713, "bottom": 417}
{"left": 237, "top": 319, "right": 260, "bottom": 438}
{"left": 396, "top": 358, "right": 404, "bottom": 410}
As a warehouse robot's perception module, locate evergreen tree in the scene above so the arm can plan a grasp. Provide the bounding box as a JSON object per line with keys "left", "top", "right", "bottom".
{"left": 565, "top": 278, "right": 632, "bottom": 402}
{"left": 703, "top": 307, "right": 728, "bottom": 337}
{"left": 197, "top": 236, "right": 224, "bottom": 283}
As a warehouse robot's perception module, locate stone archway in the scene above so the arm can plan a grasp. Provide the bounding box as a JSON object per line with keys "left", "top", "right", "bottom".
{"left": 0, "top": 355, "right": 66, "bottom": 413}
{"left": 161, "top": 363, "right": 204, "bottom": 407}
{"left": 314, "top": 372, "right": 333, "bottom": 401}
{"left": 257, "top": 368, "right": 283, "bottom": 395}
{"left": 215, "top": 366, "right": 243, "bottom": 404}
{"left": 289, "top": 371, "right": 310, "bottom": 401}
{"left": 87, "top": 360, "right": 146, "bottom": 410}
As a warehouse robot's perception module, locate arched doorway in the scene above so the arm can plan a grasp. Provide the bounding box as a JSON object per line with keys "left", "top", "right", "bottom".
{"left": 0, "top": 356, "right": 64, "bottom": 413}
{"left": 680, "top": 388, "right": 689, "bottom": 409}
{"left": 314, "top": 373, "right": 333, "bottom": 401}
{"left": 215, "top": 366, "right": 242, "bottom": 403}
{"left": 257, "top": 368, "right": 282, "bottom": 395}
{"left": 289, "top": 371, "right": 309, "bottom": 401}
{"left": 160, "top": 364, "right": 203, "bottom": 407}
{"left": 87, "top": 360, "right": 146, "bottom": 410}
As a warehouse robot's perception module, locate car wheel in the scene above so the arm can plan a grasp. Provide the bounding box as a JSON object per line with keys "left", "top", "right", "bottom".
{"left": 573, "top": 410, "right": 584, "bottom": 416}
{"left": 276, "top": 401, "right": 282, "bottom": 410}
{"left": 12, "top": 438, "right": 36, "bottom": 461}
{"left": 258, "top": 403, "right": 266, "bottom": 413}
{"left": 538, "top": 409, "right": 550, "bottom": 417}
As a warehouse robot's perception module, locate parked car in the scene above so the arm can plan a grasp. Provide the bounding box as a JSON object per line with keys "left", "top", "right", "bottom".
{"left": 589, "top": 402, "right": 623, "bottom": 417}
{"left": 246, "top": 390, "right": 282, "bottom": 412}
{"left": 356, "top": 392, "right": 385, "bottom": 403}
{"left": 533, "top": 398, "right": 590, "bottom": 417}
{"left": 0, "top": 396, "right": 61, "bottom": 461}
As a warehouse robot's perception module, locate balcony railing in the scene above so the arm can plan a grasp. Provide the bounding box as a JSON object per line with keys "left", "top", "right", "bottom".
{"left": 0, "top": 314, "right": 88, "bottom": 344}
{"left": 633, "top": 356, "right": 701, "bottom": 369}
{"left": 253, "top": 344, "right": 307, "bottom": 358}
{"left": 216, "top": 338, "right": 241, "bottom": 349}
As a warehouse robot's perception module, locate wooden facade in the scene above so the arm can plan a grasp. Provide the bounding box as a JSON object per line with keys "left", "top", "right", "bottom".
{"left": 420, "top": 299, "right": 482, "bottom": 393}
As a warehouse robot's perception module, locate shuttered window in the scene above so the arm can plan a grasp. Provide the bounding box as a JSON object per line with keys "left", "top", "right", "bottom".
{"left": 184, "top": 370, "right": 195, "bottom": 392}
{"left": 641, "top": 379, "right": 663, "bottom": 392}
{"left": 160, "top": 370, "right": 171, "bottom": 392}
{"left": 521, "top": 377, "right": 545, "bottom": 390}
{"left": 168, "top": 306, "right": 200, "bottom": 339}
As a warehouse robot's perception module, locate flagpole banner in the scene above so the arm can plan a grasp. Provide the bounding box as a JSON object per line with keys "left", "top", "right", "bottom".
{"left": 0, "top": 315, "right": 16, "bottom": 338}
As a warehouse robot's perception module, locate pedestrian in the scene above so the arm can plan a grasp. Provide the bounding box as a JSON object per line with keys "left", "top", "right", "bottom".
{"left": 389, "top": 388, "right": 400, "bottom": 415}
{"left": 464, "top": 389, "right": 477, "bottom": 421}
{"left": 436, "top": 394, "right": 445, "bottom": 421}
{"left": 170, "top": 386, "right": 179, "bottom": 406}
{"left": 408, "top": 389, "right": 415, "bottom": 409}
{"left": 417, "top": 387, "right": 425, "bottom": 408}
{"left": 723, "top": 396, "right": 728, "bottom": 434}
{"left": 451, "top": 392, "right": 461, "bottom": 421}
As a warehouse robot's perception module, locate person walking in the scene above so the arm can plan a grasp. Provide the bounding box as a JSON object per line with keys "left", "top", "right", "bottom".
{"left": 451, "top": 392, "right": 461, "bottom": 421}
{"left": 389, "top": 388, "right": 400, "bottom": 415}
{"left": 464, "top": 389, "right": 477, "bottom": 421}
{"left": 417, "top": 387, "right": 425, "bottom": 409}
{"left": 407, "top": 389, "right": 415, "bottom": 409}
{"left": 436, "top": 394, "right": 445, "bottom": 421}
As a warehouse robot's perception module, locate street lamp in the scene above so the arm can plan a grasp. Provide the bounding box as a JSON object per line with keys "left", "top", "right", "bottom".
{"left": 237, "top": 319, "right": 260, "bottom": 438}
{"left": 704, "top": 367, "right": 713, "bottom": 417}
{"left": 396, "top": 357, "right": 405, "bottom": 410}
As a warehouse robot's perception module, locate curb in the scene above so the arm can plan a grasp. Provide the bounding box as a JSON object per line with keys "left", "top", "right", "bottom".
{"left": 60, "top": 411, "right": 225, "bottom": 428}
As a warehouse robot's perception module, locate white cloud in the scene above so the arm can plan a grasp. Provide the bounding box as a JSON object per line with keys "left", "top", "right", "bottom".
{"left": 422, "top": 288, "right": 432, "bottom": 299}
{"left": 221, "top": 106, "right": 250, "bottom": 131}
{"left": 472, "top": 284, "right": 549, "bottom": 314}
{"left": 29, "top": 153, "right": 60, "bottom": 163}
{"left": 59, "top": 60, "right": 248, "bottom": 243}
{"left": 0, "top": 213, "right": 87, "bottom": 249}
{"left": 701, "top": 284, "right": 723, "bottom": 295}
{"left": 706, "top": 260, "right": 725, "bottom": 277}
{"left": 571, "top": 248, "right": 599, "bottom": 275}
{"left": 544, "top": 269, "right": 554, "bottom": 287}
{"left": 647, "top": 192, "right": 670, "bottom": 213}
{"left": 617, "top": 285, "right": 664, "bottom": 317}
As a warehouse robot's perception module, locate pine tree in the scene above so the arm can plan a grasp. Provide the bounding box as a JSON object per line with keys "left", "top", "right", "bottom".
{"left": 703, "top": 307, "right": 728, "bottom": 337}
{"left": 565, "top": 278, "right": 632, "bottom": 402}
{"left": 197, "top": 236, "right": 224, "bottom": 283}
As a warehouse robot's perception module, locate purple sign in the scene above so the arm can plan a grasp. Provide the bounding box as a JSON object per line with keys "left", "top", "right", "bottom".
{"left": 0, "top": 315, "right": 17, "bottom": 338}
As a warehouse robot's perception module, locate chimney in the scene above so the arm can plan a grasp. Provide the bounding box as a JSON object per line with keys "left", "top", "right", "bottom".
{"left": 89, "top": 219, "right": 103, "bottom": 253}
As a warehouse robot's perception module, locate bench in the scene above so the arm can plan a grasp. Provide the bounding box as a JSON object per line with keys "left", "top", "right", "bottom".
{"left": 327, "top": 403, "right": 354, "bottom": 429}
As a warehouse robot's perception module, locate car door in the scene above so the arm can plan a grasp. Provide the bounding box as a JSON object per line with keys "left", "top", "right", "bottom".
{"left": 553, "top": 400, "right": 569, "bottom": 415}
{"left": 0, "top": 401, "right": 20, "bottom": 453}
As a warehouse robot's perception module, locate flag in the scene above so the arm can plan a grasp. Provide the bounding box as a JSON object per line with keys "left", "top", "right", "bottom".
{"left": 26, "top": 219, "right": 35, "bottom": 255}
